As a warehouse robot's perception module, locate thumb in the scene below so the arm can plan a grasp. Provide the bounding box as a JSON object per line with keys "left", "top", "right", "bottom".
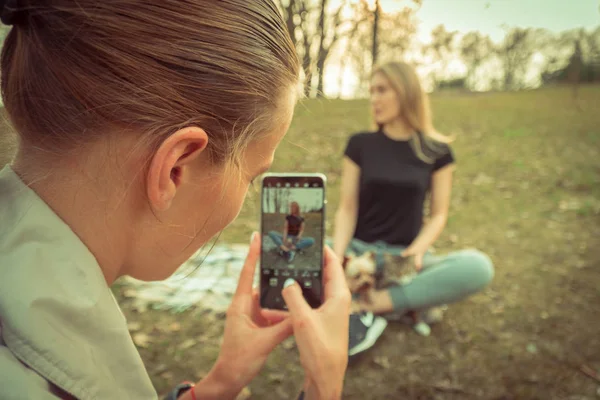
{"left": 414, "top": 253, "right": 423, "bottom": 270}
{"left": 281, "top": 278, "right": 311, "bottom": 318}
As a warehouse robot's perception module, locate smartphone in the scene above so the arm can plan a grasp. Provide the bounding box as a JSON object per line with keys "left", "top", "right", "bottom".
{"left": 259, "top": 173, "right": 326, "bottom": 310}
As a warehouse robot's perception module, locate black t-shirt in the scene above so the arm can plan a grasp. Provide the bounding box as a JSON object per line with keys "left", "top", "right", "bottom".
{"left": 344, "top": 130, "right": 455, "bottom": 246}
{"left": 286, "top": 214, "right": 304, "bottom": 236}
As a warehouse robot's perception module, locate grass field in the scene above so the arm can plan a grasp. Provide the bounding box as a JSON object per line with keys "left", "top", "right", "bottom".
{"left": 3, "top": 85, "right": 600, "bottom": 399}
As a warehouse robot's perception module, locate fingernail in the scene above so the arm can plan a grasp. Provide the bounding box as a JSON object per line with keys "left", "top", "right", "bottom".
{"left": 283, "top": 278, "right": 296, "bottom": 288}
{"left": 250, "top": 231, "right": 257, "bottom": 244}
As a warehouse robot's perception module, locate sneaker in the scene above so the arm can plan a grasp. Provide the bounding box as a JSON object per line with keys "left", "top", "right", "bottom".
{"left": 381, "top": 310, "right": 412, "bottom": 324}
{"left": 348, "top": 311, "right": 388, "bottom": 358}
{"left": 287, "top": 251, "right": 296, "bottom": 262}
{"left": 413, "top": 321, "right": 431, "bottom": 337}
{"left": 422, "top": 305, "right": 447, "bottom": 325}
{"left": 382, "top": 306, "right": 447, "bottom": 326}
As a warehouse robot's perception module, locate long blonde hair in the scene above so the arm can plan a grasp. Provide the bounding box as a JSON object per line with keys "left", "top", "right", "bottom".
{"left": 372, "top": 62, "right": 454, "bottom": 163}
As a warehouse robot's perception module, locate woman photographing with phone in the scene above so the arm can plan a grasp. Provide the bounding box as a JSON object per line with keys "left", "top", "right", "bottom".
{"left": 0, "top": 1, "right": 350, "bottom": 399}
{"left": 333, "top": 62, "right": 495, "bottom": 348}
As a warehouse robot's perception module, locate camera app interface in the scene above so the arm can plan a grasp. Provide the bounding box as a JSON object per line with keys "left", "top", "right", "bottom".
{"left": 260, "top": 178, "right": 324, "bottom": 309}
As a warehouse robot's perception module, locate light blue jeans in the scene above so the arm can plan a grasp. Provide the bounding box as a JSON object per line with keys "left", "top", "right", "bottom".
{"left": 268, "top": 231, "right": 315, "bottom": 250}
{"left": 339, "top": 238, "right": 495, "bottom": 313}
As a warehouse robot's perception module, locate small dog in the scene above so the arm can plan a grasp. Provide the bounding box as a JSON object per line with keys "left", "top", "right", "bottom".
{"left": 344, "top": 251, "right": 431, "bottom": 336}
{"left": 344, "top": 251, "right": 418, "bottom": 290}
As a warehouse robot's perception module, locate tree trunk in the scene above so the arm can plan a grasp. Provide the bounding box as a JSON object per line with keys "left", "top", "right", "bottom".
{"left": 298, "top": 0, "right": 313, "bottom": 97}
{"left": 503, "top": 56, "right": 514, "bottom": 90}
{"left": 284, "top": 0, "right": 297, "bottom": 48}
{"left": 372, "top": 0, "right": 380, "bottom": 69}
{"left": 336, "top": 55, "right": 347, "bottom": 99}
{"left": 315, "top": 0, "right": 328, "bottom": 97}
{"left": 316, "top": 59, "right": 326, "bottom": 97}
{"left": 567, "top": 40, "right": 583, "bottom": 102}
{"left": 302, "top": 39, "right": 312, "bottom": 97}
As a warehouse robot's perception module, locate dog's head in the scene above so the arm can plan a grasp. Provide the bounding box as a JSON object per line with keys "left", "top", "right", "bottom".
{"left": 345, "top": 251, "right": 376, "bottom": 277}
{"left": 344, "top": 251, "right": 377, "bottom": 293}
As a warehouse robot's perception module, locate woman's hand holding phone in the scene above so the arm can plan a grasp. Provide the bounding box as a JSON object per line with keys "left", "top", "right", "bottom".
{"left": 192, "top": 234, "right": 293, "bottom": 400}
{"left": 264, "top": 246, "right": 351, "bottom": 399}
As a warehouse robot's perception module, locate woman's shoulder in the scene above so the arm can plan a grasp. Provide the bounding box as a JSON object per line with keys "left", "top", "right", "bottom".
{"left": 346, "top": 130, "right": 379, "bottom": 144}
{"left": 418, "top": 132, "right": 453, "bottom": 153}
{"left": 349, "top": 130, "right": 378, "bottom": 138}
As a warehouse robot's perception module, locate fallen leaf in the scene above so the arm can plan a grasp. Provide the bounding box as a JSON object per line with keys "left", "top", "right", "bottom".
{"left": 168, "top": 322, "right": 181, "bottom": 332}
{"left": 235, "top": 386, "right": 251, "bottom": 400}
{"left": 276, "top": 386, "right": 289, "bottom": 399}
{"left": 431, "top": 380, "right": 467, "bottom": 393}
{"left": 268, "top": 372, "right": 285, "bottom": 383}
{"left": 153, "top": 364, "right": 168, "bottom": 374}
{"left": 373, "top": 356, "right": 391, "bottom": 369}
{"left": 473, "top": 173, "right": 493, "bottom": 186}
{"left": 127, "top": 322, "right": 141, "bottom": 332}
{"left": 132, "top": 333, "right": 152, "bottom": 348}
{"left": 131, "top": 300, "right": 149, "bottom": 313}
{"left": 179, "top": 339, "right": 197, "bottom": 350}
{"left": 196, "top": 370, "right": 210, "bottom": 380}
{"left": 160, "top": 371, "right": 174, "bottom": 382}
{"left": 526, "top": 343, "right": 538, "bottom": 354}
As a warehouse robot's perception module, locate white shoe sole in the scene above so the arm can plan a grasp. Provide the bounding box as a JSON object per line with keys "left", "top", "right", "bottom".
{"left": 413, "top": 321, "right": 431, "bottom": 336}
{"left": 348, "top": 317, "right": 388, "bottom": 356}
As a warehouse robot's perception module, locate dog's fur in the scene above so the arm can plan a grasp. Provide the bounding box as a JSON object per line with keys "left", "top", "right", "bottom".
{"left": 344, "top": 251, "right": 418, "bottom": 291}
{"left": 344, "top": 251, "right": 422, "bottom": 324}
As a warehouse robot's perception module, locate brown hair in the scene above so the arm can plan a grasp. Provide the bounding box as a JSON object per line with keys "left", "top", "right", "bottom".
{"left": 372, "top": 62, "right": 453, "bottom": 163}
{"left": 1, "top": 0, "right": 300, "bottom": 166}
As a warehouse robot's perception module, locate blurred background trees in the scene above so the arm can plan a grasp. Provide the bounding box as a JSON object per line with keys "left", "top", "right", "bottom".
{"left": 0, "top": 1, "right": 597, "bottom": 99}
{"left": 274, "top": 0, "right": 600, "bottom": 98}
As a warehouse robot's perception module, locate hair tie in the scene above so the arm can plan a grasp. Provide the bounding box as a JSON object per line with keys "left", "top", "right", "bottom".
{"left": 1, "top": 0, "right": 23, "bottom": 26}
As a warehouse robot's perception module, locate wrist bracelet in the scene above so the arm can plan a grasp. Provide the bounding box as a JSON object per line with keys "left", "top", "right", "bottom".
{"left": 164, "top": 381, "right": 196, "bottom": 400}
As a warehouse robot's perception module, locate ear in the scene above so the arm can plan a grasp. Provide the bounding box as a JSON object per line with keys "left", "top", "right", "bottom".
{"left": 345, "top": 263, "right": 358, "bottom": 278}
{"left": 364, "top": 251, "right": 375, "bottom": 261}
{"left": 146, "top": 126, "right": 209, "bottom": 212}
{"left": 342, "top": 255, "right": 350, "bottom": 269}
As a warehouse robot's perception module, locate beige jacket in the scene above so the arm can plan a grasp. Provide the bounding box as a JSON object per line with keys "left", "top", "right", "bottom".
{"left": 0, "top": 166, "right": 157, "bottom": 399}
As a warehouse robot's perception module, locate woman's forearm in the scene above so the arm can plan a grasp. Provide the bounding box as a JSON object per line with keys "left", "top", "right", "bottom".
{"left": 333, "top": 207, "right": 357, "bottom": 259}
{"left": 282, "top": 222, "right": 288, "bottom": 243}
{"left": 409, "top": 214, "right": 447, "bottom": 252}
{"left": 182, "top": 362, "right": 239, "bottom": 400}
{"left": 297, "top": 223, "right": 305, "bottom": 240}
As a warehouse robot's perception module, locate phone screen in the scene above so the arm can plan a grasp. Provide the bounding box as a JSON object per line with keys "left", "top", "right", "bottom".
{"left": 260, "top": 174, "right": 325, "bottom": 310}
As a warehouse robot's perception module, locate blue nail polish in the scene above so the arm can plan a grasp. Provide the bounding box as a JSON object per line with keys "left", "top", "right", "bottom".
{"left": 283, "top": 278, "right": 295, "bottom": 288}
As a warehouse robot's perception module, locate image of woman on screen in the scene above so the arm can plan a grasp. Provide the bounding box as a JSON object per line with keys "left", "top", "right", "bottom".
{"left": 269, "top": 201, "right": 315, "bottom": 262}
